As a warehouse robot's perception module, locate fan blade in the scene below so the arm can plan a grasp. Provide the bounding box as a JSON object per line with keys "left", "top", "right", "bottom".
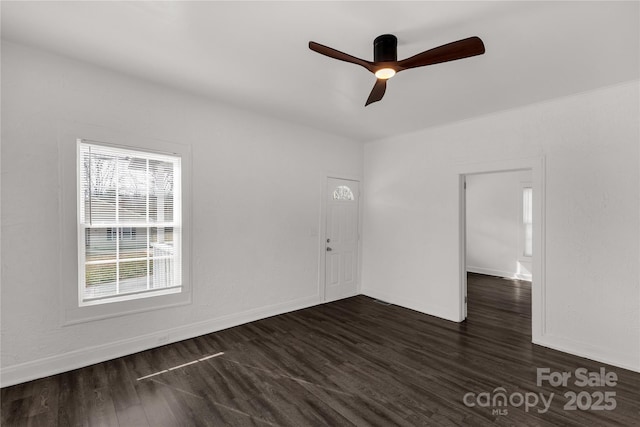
{"left": 309, "top": 41, "right": 375, "bottom": 73}
{"left": 365, "top": 79, "right": 387, "bottom": 106}
{"left": 397, "top": 36, "right": 485, "bottom": 70}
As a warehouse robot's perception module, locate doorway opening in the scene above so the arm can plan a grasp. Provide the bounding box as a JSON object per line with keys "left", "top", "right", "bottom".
{"left": 457, "top": 157, "right": 545, "bottom": 343}
{"left": 463, "top": 170, "right": 533, "bottom": 337}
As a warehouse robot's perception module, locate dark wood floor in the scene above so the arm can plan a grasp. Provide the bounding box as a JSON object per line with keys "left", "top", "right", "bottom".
{"left": 2, "top": 273, "right": 639, "bottom": 426}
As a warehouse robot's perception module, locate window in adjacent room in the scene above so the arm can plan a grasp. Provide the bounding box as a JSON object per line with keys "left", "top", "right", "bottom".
{"left": 522, "top": 186, "right": 533, "bottom": 257}
{"left": 78, "top": 140, "right": 182, "bottom": 306}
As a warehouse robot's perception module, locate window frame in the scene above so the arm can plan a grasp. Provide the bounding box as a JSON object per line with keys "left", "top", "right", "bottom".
{"left": 59, "top": 128, "right": 191, "bottom": 326}
{"left": 77, "top": 140, "right": 183, "bottom": 307}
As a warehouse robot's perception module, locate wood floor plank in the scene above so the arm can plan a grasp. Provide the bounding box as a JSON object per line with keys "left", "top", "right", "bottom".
{"left": 105, "top": 358, "right": 141, "bottom": 411}
{"left": 56, "top": 369, "right": 89, "bottom": 427}
{"left": 133, "top": 377, "right": 182, "bottom": 427}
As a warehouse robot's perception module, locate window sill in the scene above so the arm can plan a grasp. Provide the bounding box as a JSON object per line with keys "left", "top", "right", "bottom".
{"left": 63, "top": 288, "right": 191, "bottom": 325}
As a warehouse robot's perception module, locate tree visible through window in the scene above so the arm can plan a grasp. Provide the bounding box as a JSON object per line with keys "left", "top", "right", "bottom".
{"left": 78, "top": 141, "right": 182, "bottom": 305}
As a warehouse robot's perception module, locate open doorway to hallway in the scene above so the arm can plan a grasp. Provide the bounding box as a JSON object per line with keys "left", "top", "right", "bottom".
{"left": 462, "top": 169, "right": 533, "bottom": 335}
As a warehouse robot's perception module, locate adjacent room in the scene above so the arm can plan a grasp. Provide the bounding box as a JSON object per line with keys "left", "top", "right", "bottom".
{"left": 2, "top": 1, "right": 639, "bottom": 425}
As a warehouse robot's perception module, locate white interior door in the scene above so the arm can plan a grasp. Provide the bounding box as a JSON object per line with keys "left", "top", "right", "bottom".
{"left": 325, "top": 178, "right": 359, "bottom": 302}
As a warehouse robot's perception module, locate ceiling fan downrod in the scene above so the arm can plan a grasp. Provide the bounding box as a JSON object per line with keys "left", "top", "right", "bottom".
{"left": 373, "top": 34, "right": 397, "bottom": 62}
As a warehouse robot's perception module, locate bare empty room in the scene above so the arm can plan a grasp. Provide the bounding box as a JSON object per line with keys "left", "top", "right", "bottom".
{"left": 1, "top": 1, "right": 639, "bottom": 426}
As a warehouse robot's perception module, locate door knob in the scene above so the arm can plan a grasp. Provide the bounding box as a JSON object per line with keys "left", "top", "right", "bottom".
{"left": 326, "top": 247, "right": 333, "bottom": 251}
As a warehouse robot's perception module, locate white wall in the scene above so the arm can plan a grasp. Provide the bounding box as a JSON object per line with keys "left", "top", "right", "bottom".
{"left": 466, "top": 170, "right": 532, "bottom": 280}
{"left": 0, "top": 41, "right": 363, "bottom": 386}
{"left": 362, "top": 81, "right": 640, "bottom": 371}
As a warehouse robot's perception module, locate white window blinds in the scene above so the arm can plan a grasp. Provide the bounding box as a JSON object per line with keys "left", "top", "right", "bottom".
{"left": 78, "top": 140, "right": 182, "bottom": 305}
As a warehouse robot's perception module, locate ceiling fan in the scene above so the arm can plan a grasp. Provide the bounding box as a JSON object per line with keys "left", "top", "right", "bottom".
{"left": 309, "top": 34, "right": 485, "bottom": 106}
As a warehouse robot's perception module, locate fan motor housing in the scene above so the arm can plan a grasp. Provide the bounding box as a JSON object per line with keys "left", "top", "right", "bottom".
{"left": 374, "top": 34, "right": 397, "bottom": 62}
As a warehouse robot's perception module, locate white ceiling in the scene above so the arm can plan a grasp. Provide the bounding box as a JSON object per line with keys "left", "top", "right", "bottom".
{"left": 2, "top": 1, "right": 638, "bottom": 141}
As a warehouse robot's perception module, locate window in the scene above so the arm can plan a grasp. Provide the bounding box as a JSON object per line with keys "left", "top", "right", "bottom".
{"left": 522, "top": 187, "right": 533, "bottom": 257}
{"left": 78, "top": 141, "right": 182, "bottom": 306}
{"left": 333, "top": 185, "right": 355, "bottom": 201}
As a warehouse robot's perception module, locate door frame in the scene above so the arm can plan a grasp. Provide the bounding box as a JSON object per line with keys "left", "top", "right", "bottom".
{"left": 456, "top": 157, "right": 546, "bottom": 343}
{"left": 318, "top": 175, "right": 362, "bottom": 302}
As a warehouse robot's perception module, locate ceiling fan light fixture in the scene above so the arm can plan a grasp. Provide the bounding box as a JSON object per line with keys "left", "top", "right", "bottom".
{"left": 374, "top": 67, "right": 396, "bottom": 79}
{"left": 309, "top": 34, "right": 485, "bottom": 105}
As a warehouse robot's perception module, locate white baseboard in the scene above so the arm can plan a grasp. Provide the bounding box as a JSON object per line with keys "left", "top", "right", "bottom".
{"left": 534, "top": 334, "right": 640, "bottom": 373}
{"left": 467, "top": 266, "right": 531, "bottom": 282}
{"left": 0, "top": 294, "right": 321, "bottom": 388}
{"left": 361, "top": 288, "right": 459, "bottom": 322}
{"left": 514, "top": 272, "right": 533, "bottom": 281}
